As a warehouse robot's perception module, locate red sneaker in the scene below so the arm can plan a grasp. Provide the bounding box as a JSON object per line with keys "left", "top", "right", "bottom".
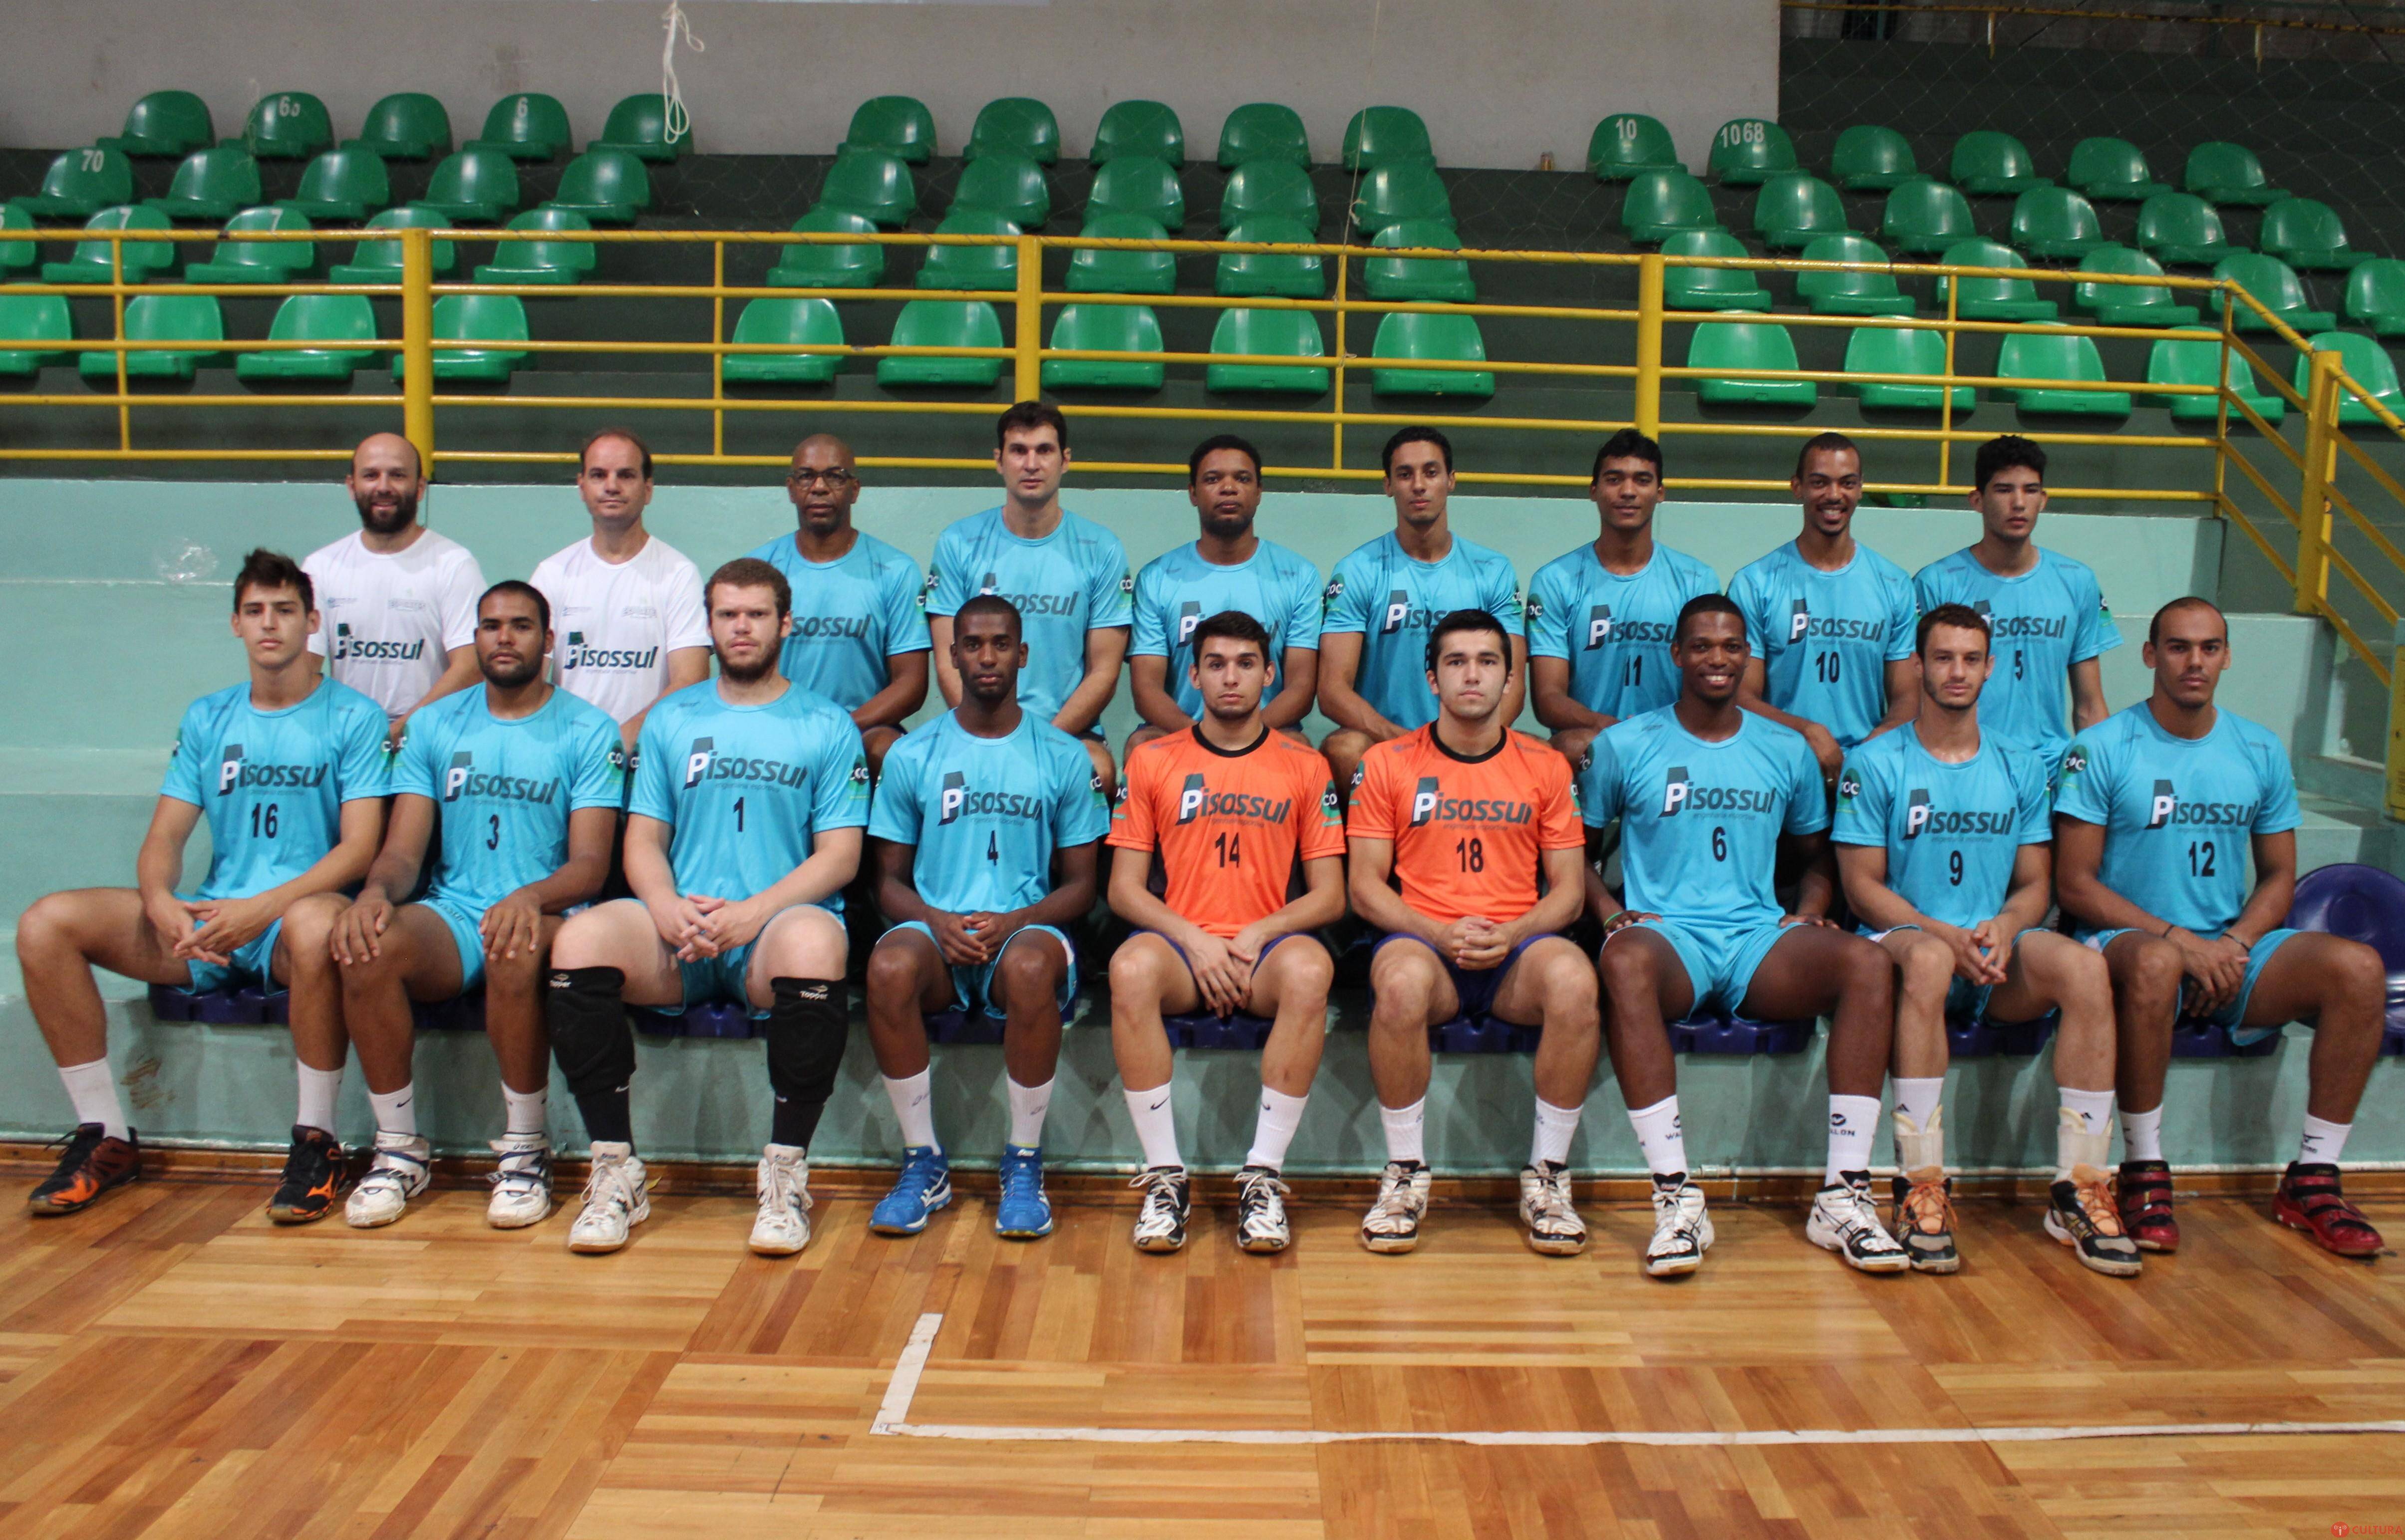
{"left": 2274, "top": 1163, "right": 2385, "bottom": 1260}
{"left": 2114, "top": 1159, "right": 2179, "bottom": 1253}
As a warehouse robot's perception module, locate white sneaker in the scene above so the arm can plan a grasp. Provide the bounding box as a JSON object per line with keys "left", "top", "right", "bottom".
{"left": 1644, "top": 1176, "right": 1713, "bottom": 1277}
{"left": 1129, "top": 1165, "right": 1190, "bottom": 1254}
{"left": 749, "top": 1144, "right": 812, "bottom": 1257}
{"left": 1360, "top": 1161, "right": 1432, "bottom": 1254}
{"left": 569, "top": 1142, "right": 650, "bottom": 1254}
{"left": 1518, "top": 1162, "right": 1588, "bottom": 1256}
{"left": 486, "top": 1133, "right": 555, "bottom": 1229}
{"left": 1807, "top": 1175, "right": 1911, "bottom": 1273}
{"left": 343, "top": 1131, "right": 431, "bottom": 1229}
{"left": 1235, "top": 1165, "right": 1291, "bottom": 1255}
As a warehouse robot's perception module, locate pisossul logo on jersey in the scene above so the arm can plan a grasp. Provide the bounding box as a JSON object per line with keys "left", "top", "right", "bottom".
{"left": 938, "top": 770, "right": 1050, "bottom": 826}
{"left": 683, "top": 736, "right": 820, "bottom": 792}
{"left": 1903, "top": 787, "right": 2014, "bottom": 838}
{"left": 975, "top": 571, "right": 1082, "bottom": 617}
{"left": 2144, "top": 777, "right": 2255, "bottom": 830}
{"left": 442, "top": 750, "right": 560, "bottom": 805}
{"left": 1658, "top": 766, "right": 1777, "bottom": 819}
{"left": 216, "top": 743, "right": 327, "bottom": 795}
{"left": 1786, "top": 604, "right": 1886, "bottom": 644}
{"left": 561, "top": 631, "right": 659, "bottom": 673}
{"left": 1409, "top": 775, "right": 1532, "bottom": 828}
{"left": 1176, "top": 601, "right": 1204, "bottom": 645}
{"left": 1176, "top": 771, "right": 1293, "bottom": 827}
{"left": 331, "top": 622, "right": 425, "bottom": 664}
{"left": 790, "top": 616, "right": 873, "bottom": 641}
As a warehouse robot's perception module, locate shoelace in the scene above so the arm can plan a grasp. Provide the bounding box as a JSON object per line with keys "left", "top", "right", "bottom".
{"left": 1650, "top": 1186, "right": 1700, "bottom": 1248}
{"left": 1240, "top": 1170, "right": 1290, "bottom": 1209}
{"left": 1000, "top": 1155, "right": 1041, "bottom": 1203}
{"left": 582, "top": 1160, "right": 635, "bottom": 1217}
{"left": 1829, "top": 1188, "right": 1889, "bottom": 1246}
{"left": 1367, "top": 1167, "right": 1422, "bottom": 1228}
{"left": 490, "top": 1145, "right": 550, "bottom": 1194}
{"left": 2073, "top": 1176, "right": 2123, "bottom": 1234}
{"left": 1526, "top": 1169, "right": 1578, "bottom": 1227}
{"left": 759, "top": 1158, "right": 809, "bottom": 1217}
{"left": 1900, "top": 1178, "right": 1954, "bottom": 1236}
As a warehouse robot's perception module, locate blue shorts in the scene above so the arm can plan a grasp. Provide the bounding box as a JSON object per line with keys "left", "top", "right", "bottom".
{"left": 1865, "top": 924, "right": 2055, "bottom": 1026}
{"left": 1373, "top": 931, "right": 1542, "bottom": 1019}
{"left": 1144, "top": 929, "right": 1317, "bottom": 1015}
{"left": 2084, "top": 925, "right": 2300, "bottom": 1044}
{"left": 674, "top": 936, "right": 766, "bottom": 1018}
{"left": 185, "top": 916, "right": 285, "bottom": 995}
{"left": 1609, "top": 916, "right": 1792, "bottom": 1016}
{"left": 887, "top": 920, "right": 1079, "bottom": 1018}
{"left": 421, "top": 894, "right": 489, "bottom": 993}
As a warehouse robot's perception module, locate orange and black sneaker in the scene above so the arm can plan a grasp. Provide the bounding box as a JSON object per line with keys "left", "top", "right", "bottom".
{"left": 27, "top": 1123, "right": 139, "bottom": 1215}
{"left": 268, "top": 1125, "right": 347, "bottom": 1224}
{"left": 2114, "top": 1159, "right": 2179, "bottom": 1253}
{"left": 2274, "top": 1162, "right": 2385, "bottom": 1260}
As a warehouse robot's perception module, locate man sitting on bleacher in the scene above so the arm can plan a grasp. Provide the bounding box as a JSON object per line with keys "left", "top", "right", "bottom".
{"left": 1106, "top": 610, "right": 1347, "bottom": 1257}
{"left": 19, "top": 550, "right": 388, "bottom": 1220}
{"left": 1586, "top": 594, "right": 1908, "bottom": 1278}
{"left": 2055, "top": 596, "right": 2387, "bottom": 1260}
{"left": 1346, "top": 609, "right": 1594, "bottom": 1257}
{"left": 543, "top": 559, "right": 868, "bottom": 1259}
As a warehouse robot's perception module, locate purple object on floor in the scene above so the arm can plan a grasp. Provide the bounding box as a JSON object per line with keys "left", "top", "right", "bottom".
{"left": 1428, "top": 1016, "right": 1537, "bottom": 1053}
{"left": 1946, "top": 1010, "right": 2057, "bottom": 1058}
{"left": 926, "top": 1008, "right": 1005, "bottom": 1045}
{"left": 1670, "top": 1014, "right": 1812, "bottom": 1054}
{"left": 2287, "top": 860, "right": 2405, "bottom": 1050}
{"left": 148, "top": 984, "right": 287, "bottom": 1025}
{"left": 1166, "top": 1012, "right": 1273, "bottom": 1049}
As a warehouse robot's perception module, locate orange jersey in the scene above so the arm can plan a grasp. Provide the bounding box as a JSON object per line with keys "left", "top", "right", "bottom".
{"left": 1109, "top": 727, "right": 1345, "bottom": 937}
{"left": 1346, "top": 726, "right": 1584, "bottom": 925}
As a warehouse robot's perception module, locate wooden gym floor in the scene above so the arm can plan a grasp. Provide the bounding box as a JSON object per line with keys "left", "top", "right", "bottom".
{"left": 0, "top": 1165, "right": 2400, "bottom": 1539}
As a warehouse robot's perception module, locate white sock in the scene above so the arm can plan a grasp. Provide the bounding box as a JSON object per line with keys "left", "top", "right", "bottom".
{"left": 883, "top": 1069, "right": 939, "bottom": 1152}
{"left": 296, "top": 1062, "right": 343, "bottom": 1134}
{"left": 1824, "top": 1094, "right": 1881, "bottom": 1185}
{"left": 1245, "top": 1086, "right": 1308, "bottom": 1172}
{"left": 2298, "top": 1114, "right": 2352, "bottom": 1166}
{"left": 2120, "top": 1103, "right": 2164, "bottom": 1163}
{"left": 1006, "top": 1076, "right": 1053, "bottom": 1149}
{"left": 367, "top": 1083, "right": 416, "bottom": 1139}
{"left": 1123, "top": 1083, "right": 1182, "bottom": 1170}
{"left": 1379, "top": 1097, "right": 1426, "bottom": 1166}
{"left": 1530, "top": 1097, "right": 1582, "bottom": 1169}
{"left": 57, "top": 1058, "right": 128, "bottom": 1140}
{"left": 1626, "top": 1094, "right": 1687, "bottom": 1178}
{"left": 1891, "top": 1076, "right": 1945, "bottom": 1173}
{"left": 2057, "top": 1086, "right": 2115, "bottom": 1179}
{"left": 502, "top": 1083, "right": 547, "bottom": 1138}
{"left": 1892, "top": 1076, "right": 1944, "bottom": 1134}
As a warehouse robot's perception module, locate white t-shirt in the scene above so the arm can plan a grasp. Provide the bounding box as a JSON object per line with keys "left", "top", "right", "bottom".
{"left": 303, "top": 528, "right": 486, "bottom": 719}
{"left": 529, "top": 532, "right": 712, "bottom": 724}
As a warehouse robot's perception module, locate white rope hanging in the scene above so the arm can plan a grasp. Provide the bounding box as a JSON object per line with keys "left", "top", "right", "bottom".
{"left": 660, "top": 0, "right": 704, "bottom": 146}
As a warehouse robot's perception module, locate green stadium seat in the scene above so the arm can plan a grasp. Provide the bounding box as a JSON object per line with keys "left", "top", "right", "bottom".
{"left": 1205, "top": 308, "right": 1328, "bottom": 393}
{"left": 1220, "top": 161, "right": 1318, "bottom": 232}
{"left": 1997, "top": 329, "right": 2129, "bottom": 415}
{"left": 1217, "top": 103, "right": 1310, "bottom": 169}
{"left": 278, "top": 148, "right": 390, "bottom": 222}
{"left": 722, "top": 297, "right": 843, "bottom": 385}
{"left": 1752, "top": 172, "right": 1853, "bottom": 251}
{"left": 420, "top": 149, "right": 521, "bottom": 223}
{"left": 1796, "top": 234, "right": 1915, "bottom": 317}
{"left": 593, "top": 93, "right": 685, "bottom": 162}
{"left": 1215, "top": 216, "right": 1322, "bottom": 298}
{"left": 1879, "top": 179, "right": 1974, "bottom": 256}
{"left": 0, "top": 294, "right": 73, "bottom": 376}
{"left": 1088, "top": 156, "right": 1185, "bottom": 230}
{"left": 916, "top": 210, "right": 1021, "bottom": 293}
{"left": 1370, "top": 310, "right": 1493, "bottom": 396}
{"left": 1707, "top": 118, "right": 1798, "bottom": 186}
{"left": 2211, "top": 253, "right": 2336, "bottom": 333}
{"left": 184, "top": 207, "right": 314, "bottom": 284}
{"left": 1950, "top": 131, "right": 2050, "bottom": 196}
{"left": 844, "top": 97, "right": 936, "bottom": 164}
{"left": 1589, "top": 114, "right": 1683, "bottom": 181}
{"left": 2072, "top": 246, "right": 2199, "bottom": 326}
{"left": 1351, "top": 162, "right": 1453, "bottom": 233}
{"left": 1661, "top": 229, "right": 1772, "bottom": 311}
{"left": 345, "top": 93, "right": 452, "bottom": 161}
{"left": 141, "top": 146, "right": 262, "bottom": 222}
{"left": 950, "top": 154, "right": 1049, "bottom": 229}
{"left": 1932, "top": 239, "right": 2059, "bottom": 321}
{"left": 2343, "top": 258, "right": 2405, "bottom": 337}
{"left": 0, "top": 205, "right": 35, "bottom": 273}
{"left": 2147, "top": 332, "right": 2283, "bottom": 424}
{"left": 767, "top": 207, "right": 884, "bottom": 289}
{"left": 417, "top": 293, "right": 530, "bottom": 382}
{"left": 101, "top": 91, "right": 215, "bottom": 158}
{"left": 1830, "top": 124, "right": 1921, "bottom": 192}
{"left": 469, "top": 93, "right": 572, "bottom": 161}
{"left": 1342, "top": 106, "right": 1435, "bottom": 172}
{"left": 1364, "top": 221, "right": 1475, "bottom": 303}
{"left": 1690, "top": 318, "right": 1815, "bottom": 407}
{"left": 2259, "top": 198, "right": 2370, "bottom": 272}
{"left": 1841, "top": 325, "right": 1973, "bottom": 412}
{"left": 238, "top": 293, "right": 377, "bottom": 382}
{"left": 1620, "top": 169, "right": 1720, "bottom": 244}
{"left": 2066, "top": 137, "right": 2167, "bottom": 202}
{"left": 11, "top": 147, "right": 135, "bottom": 219}
{"left": 816, "top": 150, "right": 916, "bottom": 228}
{"left": 1093, "top": 101, "right": 1184, "bottom": 168}
{"left": 967, "top": 99, "right": 1060, "bottom": 165}
{"left": 2296, "top": 331, "right": 2405, "bottom": 423}
{"left": 329, "top": 205, "right": 456, "bottom": 284}
{"left": 40, "top": 206, "right": 175, "bottom": 284}
{"left": 474, "top": 206, "right": 598, "bottom": 286}
{"left": 550, "top": 149, "right": 651, "bottom": 224}
{"left": 79, "top": 293, "right": 222, "bottom": 380}
{"left": 1042, "top": 302, "right": 1164, "bottom": 389}
{"left": 2137, "top": 192, "right": 2245, "bottom": 267}
{"left": 2010, "top": 186, "right": 2109, "bottom": 260}
{"left": 231, "top": 93, "right": 332, "bottom": 160}
{"left": 2183, "top": 141, "right": 2284, "bottom": 206}
{"left": 878, "top": 299, "right": 1005, "bottom": 387}
{"left": 1066, "top": 212, "right": 1175, "bottom": 295}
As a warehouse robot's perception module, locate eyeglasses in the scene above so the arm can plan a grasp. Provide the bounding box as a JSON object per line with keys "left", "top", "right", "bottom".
{"left": 787, "top": 468, "right": 856, "bottom": 488}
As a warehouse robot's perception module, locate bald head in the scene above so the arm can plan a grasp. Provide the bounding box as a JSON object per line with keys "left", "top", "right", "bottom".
{"left": 346, "top": 433, "right": 424, "bottom": 536}
{"left": 787, "top": 433, "right": 861, "bottom": 537}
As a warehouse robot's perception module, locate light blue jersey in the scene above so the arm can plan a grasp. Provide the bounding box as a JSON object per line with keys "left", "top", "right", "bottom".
{"left": 746, "top": 529, "right": 931, "bottom": 711}
{"left": 1581, "top": 705, "right": 1827, "bottom": 929}
{"left": 397, "top": 687, "right": 626, "bottom": 912}
{"left": 868, "top": 712, "right": 1111, "bottom": 916}
{"left": 1129, "top": 538, "right": 1323, "bottom": 719}
{"left": 1525, "top": 540, "right": 1720, "bottom": 721}
{"left": 161, "top": 677, "right": 393, "bottom": 901}
{"left": 1319, "top": 529, "right": 1523, "bottom": 730}
{"left": 1912, "top": 546, "right": 2120, "bottom": 761}
{"left": 1728, "top": 539, "right": 1918, "bottom": 748}
{"left": 630, "top": 680, "right": 870, "bottom": 913}
{"left": 924, "top": 508, "right": 1133, "bottom": 723}
{"left": 2053, "top": 702, "right": 2301, "bottom": 938}
{"left": 1832, "top": 725, "right": 2051, "bottom": 930}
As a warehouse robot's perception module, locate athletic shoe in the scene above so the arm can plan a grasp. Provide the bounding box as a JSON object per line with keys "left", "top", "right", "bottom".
{"left": 1806, "top": 1173, "right": 1911, "bottom": 1273}
{"left": 870, "top": 1146, "right": 952, "bottom": 1236}
{"left": 748, "top": 1144, "right": 812, "bottom": 1257}
{"left": 1888, "top": 1166, "right": 1959, "bottom": 1274}
{"left": 2045, "top": 1164, "right": 2143, "bottom": 1278}
{"left": 1518, "top": 1161, "right": 1588, "bottom": 1256}
{"left": 2274, "top": 1161, "right": 2385, "bottom": 1259}
{"left": 1645, "top": 1173, "right": 1712, "bottom": 1278}
{"left": 27, "top": 1123, "right": 139, "bottom": 1215}
{"left": 568, "top": 1142, "right": 649, "bottom": 1254}
{"left": 2114, "top": 1159, "right": 2178, "bottom": 1253}
{"left": 268, "top": 1125, "right": 347, "bottom": 1224}
{"left": 344, "top": 1131, "right": 432, "bottom": 1229}
{"left": 994, "top": 1144, "right": 1053, "bottom": 1239}
{"left": 1129, "top": 1165, "right": 1190, "bottom": 1253}
{"left": 1360, "top": 1160, "right": 1432, "bottom": 1254}
{"left": 1235, "top": 1165, "right": 1291, "bottom": 1254}
{"left": 485, "top": 1133, "right": 554, "bottom": 1229}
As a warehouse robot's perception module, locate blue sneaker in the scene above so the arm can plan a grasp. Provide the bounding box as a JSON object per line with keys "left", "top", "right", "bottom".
{"left": 870, "top": 1146, "right": 952, "bottom": 1236}
{"left": 994, "top": 1144, "right": 1053, "bottom": 1239}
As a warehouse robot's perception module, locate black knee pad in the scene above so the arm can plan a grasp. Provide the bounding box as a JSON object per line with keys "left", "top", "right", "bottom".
{"left": 548, "top": 966, "right": 633, "bottom": 1098}
{"left": 765, "top": 976, "right": 849, "bottom": 1106}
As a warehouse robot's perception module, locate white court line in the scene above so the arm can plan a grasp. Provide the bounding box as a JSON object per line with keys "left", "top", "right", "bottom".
{"left": 868, "top": 1311, "right": 2405, "bottom": 1448}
